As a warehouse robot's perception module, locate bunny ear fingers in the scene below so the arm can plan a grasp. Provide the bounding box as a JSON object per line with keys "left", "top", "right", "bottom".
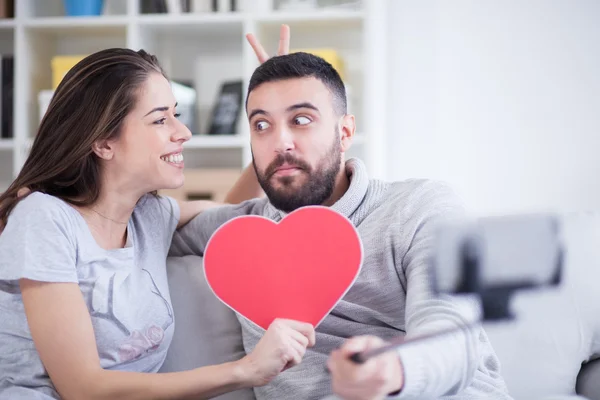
{"left": 246, "top": 33, "right": 270, "bottom": 64}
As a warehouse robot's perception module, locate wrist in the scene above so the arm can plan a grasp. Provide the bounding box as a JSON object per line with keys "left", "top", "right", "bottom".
{"left": 231, "top": 356, "right": 257, "bottom": 388}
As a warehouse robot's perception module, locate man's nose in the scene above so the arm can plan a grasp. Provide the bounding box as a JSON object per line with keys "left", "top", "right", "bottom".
{"left": 274, "top": 125, "right": 295, "bottom": 153}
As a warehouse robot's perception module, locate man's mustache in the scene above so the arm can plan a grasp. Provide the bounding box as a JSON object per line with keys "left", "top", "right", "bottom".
{"left": 265, "top": 154, "right": 311, "bottom": 178}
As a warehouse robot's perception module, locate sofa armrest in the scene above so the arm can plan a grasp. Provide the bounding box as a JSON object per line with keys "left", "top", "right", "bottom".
{"left": 577, "top": 359, "right": 600, "bottom": 400}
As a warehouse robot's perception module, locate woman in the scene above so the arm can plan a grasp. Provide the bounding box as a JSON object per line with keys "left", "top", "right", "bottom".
{"left": 0, "top": 28, "right": 316, "bottom": 399}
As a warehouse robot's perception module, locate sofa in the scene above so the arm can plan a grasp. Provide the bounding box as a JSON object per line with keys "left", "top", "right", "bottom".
{"left": 159, "top": 212, "right": 600, "bottom": 400}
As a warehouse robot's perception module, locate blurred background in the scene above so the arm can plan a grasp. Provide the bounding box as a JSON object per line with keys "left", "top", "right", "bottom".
{"left": 0, "top": 0, "right": 598, "bottom": 217}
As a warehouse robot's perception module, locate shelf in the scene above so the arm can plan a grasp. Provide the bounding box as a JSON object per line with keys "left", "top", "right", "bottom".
{"left": 137, "top": 13, "right": 244, "bottom": 35}
{"left": 0, "top": 19, "right": 15, "bottom": 29}
{"left": 256, "top": 10, "right": 363, "bottom": 27}
{"left": 0, "top": 139, "right": 14, "bottom": 150}
{"left": 138, "top": 12, "right": 244, "bottom": 25}
{"left": 185, "top": 135, "right": 248, "bottom": 149}
{"left": 24, "top": 16, "right": 129, "bottom": 35}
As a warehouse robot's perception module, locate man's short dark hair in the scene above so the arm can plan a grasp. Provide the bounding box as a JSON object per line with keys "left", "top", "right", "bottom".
{"left": 246, "top": 52, "right": 347, "bottom": 116}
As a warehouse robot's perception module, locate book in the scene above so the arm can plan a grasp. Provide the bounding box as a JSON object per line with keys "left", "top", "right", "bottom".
{"left": 208, "top": 80, "right": 243, "bottom": 135}
{"left": 0, "top": 54, "right": 14, "bottom": 139}
{"left": 0, "top": 0, "right": 14, "bottom": 19}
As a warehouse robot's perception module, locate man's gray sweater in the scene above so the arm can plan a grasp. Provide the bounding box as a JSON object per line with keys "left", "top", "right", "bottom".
{"left": 169, "top": 158, "right": 511, "bottom": 400}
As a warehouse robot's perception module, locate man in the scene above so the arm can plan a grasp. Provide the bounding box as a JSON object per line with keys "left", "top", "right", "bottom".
{"left": 169, "top": 52, "right": 511, "bottom": 399}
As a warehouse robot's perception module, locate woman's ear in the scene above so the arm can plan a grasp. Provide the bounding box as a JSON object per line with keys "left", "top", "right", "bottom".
{"left": 92, "top": 139, "right": 115, "bottom": 161}
{"left": 339, "top": 114, "right": 356, "bottom": 153}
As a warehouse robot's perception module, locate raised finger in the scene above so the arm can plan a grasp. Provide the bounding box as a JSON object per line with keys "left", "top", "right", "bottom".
{"left": 277, "top": 24, "right": 290, "bottom": 56}
{"left": 246, "top": 33, "right": 270, "bottom": 64}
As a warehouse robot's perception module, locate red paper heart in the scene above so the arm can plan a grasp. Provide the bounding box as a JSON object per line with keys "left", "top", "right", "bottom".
{"left": 204, "top": 206, "right": 363, "bottom": 330}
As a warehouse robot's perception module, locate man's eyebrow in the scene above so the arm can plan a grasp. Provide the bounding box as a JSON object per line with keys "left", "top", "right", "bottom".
{"left": 144, "top": 102, "right": 178, "bottom": 117}
{"left": 286, "top": 102, "right": 320, "bottom": 113}
{"left": 248, "top": 109, "right": 269, "bottom": 120}
{"left": 248, "top": 103, "right": 319, "bottom": 120}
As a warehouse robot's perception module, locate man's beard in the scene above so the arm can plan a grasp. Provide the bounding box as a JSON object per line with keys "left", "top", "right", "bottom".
{"left": 253, "top": 134, "right": 342, "bottom": 213}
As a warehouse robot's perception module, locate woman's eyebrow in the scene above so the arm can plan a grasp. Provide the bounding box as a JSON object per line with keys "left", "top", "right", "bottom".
{"left": 144, "top": 102, "right": 178, "bottom": 117}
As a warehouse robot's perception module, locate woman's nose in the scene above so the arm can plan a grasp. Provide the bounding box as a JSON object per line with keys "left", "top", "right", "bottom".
{"left": 172, "top": 121, "right": 192, "bottom": 142}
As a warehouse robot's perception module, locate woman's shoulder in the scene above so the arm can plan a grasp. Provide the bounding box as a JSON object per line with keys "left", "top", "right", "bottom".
{"left": 131, "top": 194, "right": 180, "bottom": 243}
{"left": 12, "top": 192, "right": 77, "bottom": 221}
{"left": 134, "top": 194, "right": 179, "bottom": 222}
{"left": 6, "top": 192, "right": 81, "bottom": 242}
{"left": 0, "top": 192, "right": 81, "bottom": 282}
{"left": 1, "top": 192, "right": 79, "bottom": 260}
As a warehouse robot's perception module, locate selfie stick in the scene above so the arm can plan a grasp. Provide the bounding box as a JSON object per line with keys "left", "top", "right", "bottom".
{"left": 349, "top": 214, "right": 565, "bottom": 364}
{"left": 348, "top": 323, "right": 478, "bottom": 364}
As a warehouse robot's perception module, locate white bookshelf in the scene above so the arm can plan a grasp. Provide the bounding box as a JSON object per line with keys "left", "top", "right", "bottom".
{"left": 0, "top": 0, "right": 388, "bottom": 193}
{"left": 0, "top": 138, "right": 12, "bottom": 149}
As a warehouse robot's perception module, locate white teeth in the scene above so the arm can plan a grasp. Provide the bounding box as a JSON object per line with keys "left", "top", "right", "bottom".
{"left": 161, "top": 153, "right": 183, "bottom": 163}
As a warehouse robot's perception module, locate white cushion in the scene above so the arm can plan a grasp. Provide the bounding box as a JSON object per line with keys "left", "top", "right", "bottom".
{"left": 485, "top": 213, "right": 600, "bottom": 399}
{"left": 160, "top": 255, "right": 256, "bottom": 400}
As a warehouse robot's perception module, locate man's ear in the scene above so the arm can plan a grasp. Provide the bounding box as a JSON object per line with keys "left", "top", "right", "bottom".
{"left": 339, "top": 114, "right": 356, "bottom": 153}
{"left": 92, "top": 139, "right": 116, "bottom": 161}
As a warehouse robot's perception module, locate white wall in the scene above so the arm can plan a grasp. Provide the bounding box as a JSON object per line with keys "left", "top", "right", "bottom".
{"left": 386, "top": 0, "right": 600, "bottom": 216}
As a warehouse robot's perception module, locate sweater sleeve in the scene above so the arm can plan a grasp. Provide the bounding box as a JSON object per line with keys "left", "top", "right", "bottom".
{"left": 390, "top": 181, "right": 510, "bottom": 399}
{"left": 168, "top": 199, "right": 267, "bottom": 258}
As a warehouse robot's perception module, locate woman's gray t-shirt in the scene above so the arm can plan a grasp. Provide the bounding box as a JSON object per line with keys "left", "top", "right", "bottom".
{"left": 0, "top": 192, "right": 180, "bottom": 399}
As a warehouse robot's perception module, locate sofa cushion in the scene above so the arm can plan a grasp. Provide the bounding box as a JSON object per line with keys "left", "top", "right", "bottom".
{"left": 484, "top": 287, "right": 588, "bottom": 399}
{"left": 160, "top": 255, "right": 256, "bottom": 400}
{"left": 577, "top": 359, "right": 600, "bottom": 400}
{"left": 484, "top": 213, "right": 600, "bottom": 399}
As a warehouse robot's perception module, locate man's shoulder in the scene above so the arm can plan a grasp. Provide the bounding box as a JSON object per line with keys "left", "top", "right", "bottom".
{"left": 205, "top": 197, "right": 270, "bottom": 218}
{"left": 375, "top": 178, "right": 466, "bottom": 219}
{"left": 387, "top": 178, "right": 462, "bottom": 203}
{"left": 194, "top": 197, "right": 270, "bottom": 232}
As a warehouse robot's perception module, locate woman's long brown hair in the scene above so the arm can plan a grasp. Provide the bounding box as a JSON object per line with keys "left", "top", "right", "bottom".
{"left": 0, "top": 48, "right": 166, "bottom": 228}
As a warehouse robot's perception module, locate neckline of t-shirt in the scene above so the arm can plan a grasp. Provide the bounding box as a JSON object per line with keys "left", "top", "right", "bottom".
{"left": 58, "top": 199, "right": 136, "bottom": 257}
